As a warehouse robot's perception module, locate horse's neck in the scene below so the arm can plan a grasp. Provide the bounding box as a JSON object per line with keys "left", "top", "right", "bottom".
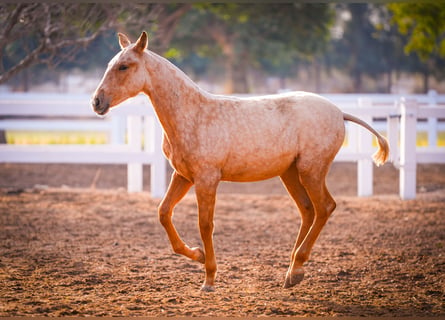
{"left": 143, "top": 51, "right": 211, "bottom": 140}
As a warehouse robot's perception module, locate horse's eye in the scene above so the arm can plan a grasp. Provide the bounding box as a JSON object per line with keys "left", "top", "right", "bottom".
{"left": 119, "top": 65, "right": 129, "bottom": 71}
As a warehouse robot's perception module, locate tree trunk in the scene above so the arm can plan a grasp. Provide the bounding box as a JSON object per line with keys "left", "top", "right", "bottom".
{"left": 280, "top": 77, "right": 286, "bottom": 91}
{"left": 208, "top": 24, "right": 250, "bottom": 94}
{"left": 231, "top": 51, "right": 249, "bottom": 94}
{"left": 313, "top": 59, "right": 321, "bottom": 93}
{"left": 423, "top": 69, "right": 429, "bottom": 94}
{"left": 0, "top": 128, "right": 6, "bottom": 144}
{"left": 353, "top": 70, "right": 362, "bottom": 93}
{"left": 22, "top": 68, "right": 30, "bottom": 92}
{"left": 387, "top": 69, "right": 392, "bottom": 94}
{"left": 224, "top": 57, "right": 234, "bottom": 94}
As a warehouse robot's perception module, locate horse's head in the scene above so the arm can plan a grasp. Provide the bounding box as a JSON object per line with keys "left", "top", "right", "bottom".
{"left": 92, "top": 32, "right": 148, "bottom": 115}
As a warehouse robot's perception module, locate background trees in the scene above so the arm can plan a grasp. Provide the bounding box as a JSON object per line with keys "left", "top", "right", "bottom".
{"left": 0, "top": 3, "right": 190, "bottom": 88}
{"left": 388, "top": 2, "right": 445, "bottom": 92}
{"left": 1, "top": 3, "right": 444, "bottom": 94}
{"left": 166, "top": 4, "right": 334, "bottom": 93}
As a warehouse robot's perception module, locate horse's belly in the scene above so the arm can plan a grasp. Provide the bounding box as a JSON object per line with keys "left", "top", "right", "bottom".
{"left": 220, "top": 152, "right": 295, "bottom": 182}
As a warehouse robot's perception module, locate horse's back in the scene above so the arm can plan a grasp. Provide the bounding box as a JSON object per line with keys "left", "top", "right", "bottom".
{"left": 212, "top": 92, "right": 345, "bottom": 181}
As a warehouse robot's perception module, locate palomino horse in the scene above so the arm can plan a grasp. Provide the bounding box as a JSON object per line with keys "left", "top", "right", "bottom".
{"left": 92, "top": 32, "right": 389, "bottom": 291}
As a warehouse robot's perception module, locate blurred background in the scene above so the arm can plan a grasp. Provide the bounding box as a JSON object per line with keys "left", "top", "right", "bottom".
{"left": 1, "top": 2, "right": 445, "bottom": 95}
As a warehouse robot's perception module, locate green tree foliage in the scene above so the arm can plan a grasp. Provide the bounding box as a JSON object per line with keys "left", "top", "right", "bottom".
{"left": 388, "top": 3, "right": 445, "bottom": 92}
{"left": 2, "top": 3, "right": 443, "bottom": 93}
{"left": 329, "top": 4, "right": 392, "bottom": 92}
{"left": 168, "top": 3, "right": 334, "bottom": 93}
{"left": 388, "top": 3, "right": 445, "bottom": 61}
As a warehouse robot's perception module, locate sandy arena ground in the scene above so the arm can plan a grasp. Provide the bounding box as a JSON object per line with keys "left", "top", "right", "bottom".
{"left": 0, "top": 162, "right": 444, "bottom": 316}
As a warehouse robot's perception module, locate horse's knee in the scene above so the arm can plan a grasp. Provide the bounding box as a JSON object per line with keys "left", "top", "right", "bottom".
{"left": 158, "top": 202, "right": 171, "bottom": 227}
{"left": 199, "top": 218, "right": 214, "bottom": 235}
{"left": 302, "top": 201, "right": 315, "bottom": 224}
{"left": 300, "top": 196, "right": 314, "bottom": 214}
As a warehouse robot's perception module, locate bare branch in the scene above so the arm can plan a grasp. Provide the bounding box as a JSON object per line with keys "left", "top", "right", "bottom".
{"left": 0, "top": 43, "right": 45, "bottom": 83}
{"left": 0, "top": 3, "right": 190, "bottom": 85}
{"left": 0, "top": 4, "right": 27, "bottom": 73}
{"left": 156, "top": 4, "right": 192, "bottom": 51}
{"left": 0, "top": 4, "right": 26, "bottom": 44}
{"left": 0, "top": 3, "right": 118, "bottom": 84}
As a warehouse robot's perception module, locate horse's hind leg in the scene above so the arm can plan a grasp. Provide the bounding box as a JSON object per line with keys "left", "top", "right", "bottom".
{"left": 158, "top": 171, "right": 205, "bottom": 263}
{"left": 280, "top": 164, "right": 315, "bottom": 268}
{"left": 283, "top": 162, "right": 336, "bottom": 288}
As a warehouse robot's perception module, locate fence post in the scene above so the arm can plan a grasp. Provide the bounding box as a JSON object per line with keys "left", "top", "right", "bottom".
{"left": 399, "top": 98, "right": 417, "bottom": 200}
{"left": 357, "top": 97, "right": 373, "bottom": 197}
{"left": 110, "top": 116, "right": 126, "bottom": 144}
{"left": 387, "top": 101, "right": 400, "bottom": 167}
{"left": 127, "top": 115, "right": 143, "bottom": 192}
{"left": 144, "top": 115, "right": 166, "bottom": 198}
{"left": 427, "top": 90, "right": 438, "bottom": 148}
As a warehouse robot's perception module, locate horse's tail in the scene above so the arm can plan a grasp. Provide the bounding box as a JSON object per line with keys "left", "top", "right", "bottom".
{"left": 343, "top": 112, "right": 389, "bottom": 166}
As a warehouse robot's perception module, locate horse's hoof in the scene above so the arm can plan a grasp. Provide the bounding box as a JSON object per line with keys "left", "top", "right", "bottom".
{"left": 190, "top": 247, "right": 205, "bottom": 264}
{"left": 200, "top": 284, "right": 215, "bottom": 292}
{"left": 283, "top": 268, "right": 305, "bottom": 288}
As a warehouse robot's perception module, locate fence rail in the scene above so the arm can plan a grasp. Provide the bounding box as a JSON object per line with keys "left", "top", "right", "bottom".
{"left": 1, "top": 91, "right": 444, "bottom": 199}
{"left": 0, "top": 93, "right": 166, "bottom": 197}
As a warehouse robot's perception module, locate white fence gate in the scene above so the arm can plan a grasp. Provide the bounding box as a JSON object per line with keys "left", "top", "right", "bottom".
{"left": 0, "top": 91, "right": 444, "bottom": 199}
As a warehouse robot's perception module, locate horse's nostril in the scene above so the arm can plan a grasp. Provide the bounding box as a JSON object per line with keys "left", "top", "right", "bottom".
{"left": 94, "top": 97, "right": 100, "bottom": 108}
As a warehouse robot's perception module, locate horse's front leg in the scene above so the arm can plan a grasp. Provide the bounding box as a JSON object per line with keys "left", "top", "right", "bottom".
{"left": 159, "top": 171, "right": 205, "bottom": 263}
{"left": 194, "top": 171, "right": 220, "bottom": 292}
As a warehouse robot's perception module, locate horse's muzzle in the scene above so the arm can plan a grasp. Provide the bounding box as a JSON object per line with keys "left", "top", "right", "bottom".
{"left": 92, "top": 93, "right": 110, "bottom": 116}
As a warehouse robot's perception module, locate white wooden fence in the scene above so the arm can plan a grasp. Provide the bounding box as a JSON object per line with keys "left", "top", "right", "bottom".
{"left": 0, "top": 91, "right": 444, "bottom": 199}
{"left": 0, "top": 93, "right": 166, "bottom": 197}
{"left": 323, "top": 90, "right": 445, "bottom": 199}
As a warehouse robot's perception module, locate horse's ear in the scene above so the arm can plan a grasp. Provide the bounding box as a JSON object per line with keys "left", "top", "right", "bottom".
{"left": 134, "top": 31, "right": 148, "bottom": 53}
{"left": 118, "top": 33, "right": 131, "bottom": 49}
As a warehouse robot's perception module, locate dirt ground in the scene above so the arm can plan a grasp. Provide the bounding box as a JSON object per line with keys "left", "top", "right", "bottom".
{"left": 0, "top": 162, "right": 444, "bottom": 316}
